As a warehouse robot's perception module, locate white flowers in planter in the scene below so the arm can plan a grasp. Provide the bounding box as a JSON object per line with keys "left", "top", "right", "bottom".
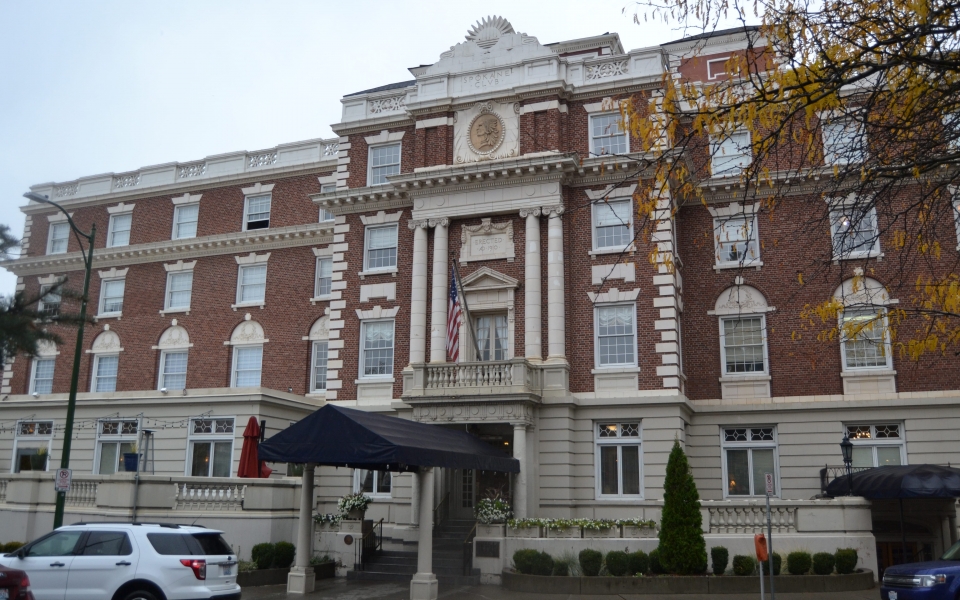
{"left": 475, "top": 496, "right": 513, "bottom": 524}
{"left": 313, "top": 492, "right": 372, "bottom": 526}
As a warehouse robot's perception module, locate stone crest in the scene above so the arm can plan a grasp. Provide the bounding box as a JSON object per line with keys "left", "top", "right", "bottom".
{"left": 454, "top": 101, "right": 519, "bottom": 163}
{"left": 467, "top": 111, "right": 506, "bottom": 155}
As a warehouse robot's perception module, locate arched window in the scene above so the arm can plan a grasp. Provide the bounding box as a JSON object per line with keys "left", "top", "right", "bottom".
{"left": 709, "top": 284, "right": 774, "bottom": 400}
{"left": 305, "top": 317, "right": 329, "bottom": 394}
{"left": 226, "top": 316, "right": 267, "bottom": 388}
{"left": 154, "top": 322, "right": 192, "bottom": 390}
{"left": 833, "top": 274, "right": 897, "bottom": 394}
{"left": 29, "top": 341, "right": 59, "bottom": 395}
{"left": 88, "top": 327, "right": 123, "bottom": 393}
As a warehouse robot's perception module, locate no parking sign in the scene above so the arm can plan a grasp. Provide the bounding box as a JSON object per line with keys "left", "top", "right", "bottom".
{"left": 55, "top": 468, "right": 72, "bottom": 492}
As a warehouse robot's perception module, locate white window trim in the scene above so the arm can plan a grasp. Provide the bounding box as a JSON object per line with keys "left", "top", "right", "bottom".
{"left": 234, "top": 264, "right": 268, "bottom": 310}
{"left": 358, "top": 318, "right": 396, "bottom": 381}
{"left": 839, "top": 308, "right": 894, "bottom": 372}
{"left": 720, "top": 426, "right": 780, "bottom": 499}
{"left": 590, "top": 198, "right": 634, "bottom": 253}
{"left": 829, "top": 205, "right": 882, "bottom": 260}
{"left": 361, "top": 223, "right": 399, "bottom": 274}
{"left": 46, "top": 221, "right": 70, "bottom": 255}
{"left": 231, "top": 345, "right": 264, "bottom": 388}
{"left": 97, "top": 277, "right": 126, "bottom": 318}
{"left": 353, "top": 469, "right": 393, "bottom": 498}
{"left": 709, "top": 130, "right": 752, "bottom": 177}
{"left": 313, "top": 257, "right": 333, "bottom": 301}
{"left": 106, "top": 213, "right": 133, "bottom": 248}
{"left": 184, "top": 416, "right": 236, "bottom": 478}
{"left": 242, "top": 194, "right": 272, "bottom": 232}
{"left": 158, "top": 349, "right": 189, "bottom": 391}
{"left": 719, "top": 314, "right": 769, "bottom": 377}
{"left": 594, "top": 422, "right": 643, "bottom": 500}
{"left": 707, "top": 56, "right": 731, "bottom": 80}
{"left": 162, "top": 271, "right": 193, "bottom": 313}
{"left": 367, "top": 142, "right": 402, "bottom": 187}
{"left": 822, "top": 116, "right": 867, "bottom": 166}
{"left": 38, "top": 283, "right": 62, "bottom": 318}
{"left": 713, "top": 215, "right": 762, "bottom": 269}
{"left": 951, "top": 187, "right": 960, "bottom": 251}
{"left": 29, "top": 357, "right": 56, "bottom": 395}
{"left": 93, "top": 419, "right": 139, "bottom": 475}
{"left": 91, "top": 354, "right": 120, "bottom": 393}
{"left": 172, "top": 202, "right": 200, "bottom": 240}
{"left": 589, "top": 112, "right": 630, "bottom": 157}
{"left": 11, "top": 420, "right": 54, "bottom": 474}
{"left": 310, "top": 341, "right": 328, "bottom": 393}
{"left": 844, "top": 423, "right": 907, "bottom": 467}
{"left": 593, "top": 302, "right": 639, "bottom": 369}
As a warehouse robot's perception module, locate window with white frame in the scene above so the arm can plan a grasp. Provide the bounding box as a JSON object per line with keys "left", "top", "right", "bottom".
{"left": 823, "top": 117, "right": 867, "bottom": 165}
{"left": 592, "top": 199, "right": 632, "bottom": 250}
{"left": 368, "top": 143, "right": 401, "bottom": 185}
{"left": 13, "top": 420, "right": 53, "bottom": 473}
{"left": 364, "top": 225, "right": 398, "bottom": 271}
{"left": 159, "top": 351, "right": 188, "bottom": 390}
{"left": 945, "top": 112, "right": 960, "bottom": 150}
{"left": 840, "top": 308, "right": 891, "bottom": 370}
{"left": 830, "top": 206, "right": 880, "bottom": 258}
{"left": 595, "top": 422, "right": 642, "bottom": 498}
{"left": 237, "top": 265, "right": 267, "bottom": 304}
{"left": 710, "top": 130, "right": 752, "bottom": 176}
{"left": 595, "top": 304, "right": 637, "bottom": 367}
{"left": 311, "top": 341, "right": 328, "bottom": 392}
{"left": 30, "top": 358, "right": 55, "bottom": 394}
{"left": 95, "top": 419, "right": 138, "bottom": 475}
{"left": 93, "top": 355, "right": 119, "bottom": 392}
{"left": 952, "top": 191, "right": 960, "bottom": 246}
{"left": 720, "top": 316, "right": 767, "bottom": 375}
{"left": 355, "top": 469, "right": 392, "bottom": 496}
{"left": 39, "top": 284, "right": 61, "bottom": 318}
{"left": 590, "top": 113, "right": 628, "bottom": 156}
{"left": 107, "top": 213, "right": 132, "bottom": 248}
{"left": 714, "top": 216, "right": 760, "bottom": 266}
{"left": 474, "top": 314, "right": 508, "bottom": 361}
{"left": 164, "top": 271, "right": 193, "bottom": 311}
{"left": 173, "top": 203, "right": 199, "bottom": 240}
{"left": 187, "top": 417, "right": 234, "bottom": 477}
{"left": 722, "top": 427, "right": 778, "bottom": 497}
{"left": 99, "top": 278, "right": 125, "bottom": 315}
{"left": 244, "top": 194, "right": 271, "bottom": 231}
{"left": 361, "top": 320, "right": 395, "bottom": 378}
{"left": 320, "top": 184, "right": 337, "bottom": 222}
{"left": 846, "top": 423, "right": 905, "bottom": 467}
{"left": 315, "top": 258, "right": 332, "bottom": 297}
{"left": 47, "top": 222, "right": 69, "bottom": 255}
{"left": 232, "top": 346, "right": 263, "bottom": 387}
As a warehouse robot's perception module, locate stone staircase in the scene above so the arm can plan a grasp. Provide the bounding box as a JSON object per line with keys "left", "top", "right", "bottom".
{"left": 347, "top": 519, "right": 480, "bottom": 586}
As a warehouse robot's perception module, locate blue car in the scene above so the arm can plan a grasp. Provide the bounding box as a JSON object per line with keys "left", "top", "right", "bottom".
{"left": 881, "top": 542, "right": 960, "bottom": 599}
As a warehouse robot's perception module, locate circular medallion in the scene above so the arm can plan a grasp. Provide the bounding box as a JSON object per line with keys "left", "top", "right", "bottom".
{"left": 467, "top": 112, "right": 506, "bottom": 155}
{"left": 344, "top": 535, "right": 353, "bottom": 546}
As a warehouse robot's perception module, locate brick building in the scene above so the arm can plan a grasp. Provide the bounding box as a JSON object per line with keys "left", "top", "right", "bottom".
{"left": 2, "top": 18, "right": 959, "bottom": 574}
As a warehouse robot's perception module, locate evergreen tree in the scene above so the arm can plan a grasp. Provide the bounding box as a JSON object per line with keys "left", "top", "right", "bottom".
{"left": 658, "top": 439, "right": 707, "bottom": 574}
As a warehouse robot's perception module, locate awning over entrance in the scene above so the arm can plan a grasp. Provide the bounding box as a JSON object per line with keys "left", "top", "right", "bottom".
{"left": 825, "top": 464, "right": 960, "bottom": 499}
{"left": 258, "top": 403, "right": 519, "bottom": 473}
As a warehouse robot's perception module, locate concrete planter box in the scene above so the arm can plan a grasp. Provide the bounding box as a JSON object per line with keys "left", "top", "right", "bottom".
{"left": 583, "top": 527, "right": 619, "bottom": 539}
{"left": 546, "top": 527, "right": 581, "bottom": 538}
{"left": 478, "top": 524, "right": 506, "bottom": 537}
{"left": 507, "top": 526, "right": 541, "bottom": 538}
{"left": 501, "top": 570, "right": 874, "bottom": 595}
{"left": 237, "top": 563, "right": 336, "bottom": 588}
{"left": 622, "top": 525, "right": 658, "bottom": 538}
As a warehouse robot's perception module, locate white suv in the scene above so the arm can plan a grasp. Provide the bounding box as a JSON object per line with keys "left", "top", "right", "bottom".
{"left": 0, "top": 523, "right": 240, "bottom": 600}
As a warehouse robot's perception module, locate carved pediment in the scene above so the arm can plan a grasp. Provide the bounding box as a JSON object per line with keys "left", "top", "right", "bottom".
{"left": 460, "top": 266, "right": 519, "bottom": 291}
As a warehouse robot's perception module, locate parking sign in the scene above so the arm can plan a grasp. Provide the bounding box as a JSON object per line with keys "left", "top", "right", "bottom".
{"left": 765, "top": 472, "right": 774, "bottom": 496}
{"left": 55, "top": 468, "right": 72, "bottom": 493}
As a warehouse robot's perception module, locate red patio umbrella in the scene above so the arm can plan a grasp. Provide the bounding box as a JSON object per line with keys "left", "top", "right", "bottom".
{"left": 238, "top": 416, "right": 273, "bottom": 478}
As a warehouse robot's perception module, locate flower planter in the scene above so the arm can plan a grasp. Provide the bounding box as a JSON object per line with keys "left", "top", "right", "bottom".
{"left": 477, "top": 524, "right": 505, "bottom": 537}
{"left": 314, "top": 561, "right": 336, "bottom": 580}
{"left": 122, "top": 453, "right": 139, "bottom": 472}
{"left": 507, "top": 526, "right": 541, "bottom": 538}
{"left": 236, "top": 563, "right": 336, "bottom": 588}
{"left": 546, "top": 527, "right": 581, "bottom": 538}
{"left": 346, "top": 509, "right": 365, "bottom": 520}
{"left": 583, "top": 526, "right": 619, "bottom": 538}
{"left": 622, "top": 525, "right": 658, "bottom": 538}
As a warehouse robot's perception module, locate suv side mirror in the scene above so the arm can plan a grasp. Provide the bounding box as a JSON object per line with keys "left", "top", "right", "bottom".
{"left": 16, "top": 548, "right": 26, "bottom": 559}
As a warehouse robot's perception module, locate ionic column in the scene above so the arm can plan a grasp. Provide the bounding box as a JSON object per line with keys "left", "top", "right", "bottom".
{"left": 545, "top": 206, "right": 566, "bottom": 360}
{"left": 410, "top": 467, "right": 438, "bottom": 600}
{"left": 287, "top": 463, "right": 315, "bottom": 594}
{"left": 408, "top": 220, "right": 430, "bottom": 364}
{"left": 428, "top": 219, "right": 450, "bottom": 363}
{"left": 513, "top": 423, "right": 529, "bottom": 519}
{"left": 410, "top": 471, "right": 420, "bottom": 526}
{"left": 521, "top": 209, "right": 542, "bottom": 361}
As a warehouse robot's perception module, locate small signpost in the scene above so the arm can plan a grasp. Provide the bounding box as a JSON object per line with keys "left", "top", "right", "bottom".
{"left": 54, "top": 468, "right": 72, "bottom": 493}
{"left": 765, "top": 472, "right": 776, "bottom": 600}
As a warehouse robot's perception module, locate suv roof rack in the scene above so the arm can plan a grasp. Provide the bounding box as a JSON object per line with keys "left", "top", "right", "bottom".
{"left": 70, "top": 522, "right": 207, "bottom": 529}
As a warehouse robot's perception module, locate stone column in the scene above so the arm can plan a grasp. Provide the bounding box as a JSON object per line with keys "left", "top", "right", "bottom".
{"left": 410, "top": 471, "right": 420, "bottom": 526}
{"left": 410, "top": 467, "right": 438, "bottom": 600}
{"left": 521, "top": 209, "right": 542, "bottom": 361}
{"left": 409, "top": 220, "right": 430, "bottom": 364}
{"left": 429, "top": 219, "right": 450, "bottom": 363}
{"left": 513, "top": 423, "right": 529, "bottom": 519}
{"left": 287, "top": 463, "right": 315, "bottom": 594}
{"left": 545, "top": 206, "right": 566, "bottom": 361}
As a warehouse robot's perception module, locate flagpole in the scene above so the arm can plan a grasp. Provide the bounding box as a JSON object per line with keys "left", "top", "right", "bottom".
{"left": 451, "top": 257, "right": 484, "bottom": 361}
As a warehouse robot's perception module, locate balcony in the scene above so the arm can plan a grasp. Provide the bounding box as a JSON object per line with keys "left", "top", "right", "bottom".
{"left": 403, "top": 358, "right": 545, "bottom": 403}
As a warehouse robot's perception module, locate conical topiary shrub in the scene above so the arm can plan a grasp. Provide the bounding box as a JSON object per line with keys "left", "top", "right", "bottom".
{"left": 658, "top": 439, "right": 707, "bottom": 574}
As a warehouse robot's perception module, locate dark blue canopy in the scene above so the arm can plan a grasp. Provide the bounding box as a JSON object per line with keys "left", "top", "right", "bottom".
{"left": 258, "top": 404, "right": 519, "bottom": 473}
{"left": 825, "top": 464, "right": 960, "bottom": 499}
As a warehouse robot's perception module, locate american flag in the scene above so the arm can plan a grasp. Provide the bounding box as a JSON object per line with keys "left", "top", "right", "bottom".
{"left": 446, "top": 270, "right": 462, "bottom": 362}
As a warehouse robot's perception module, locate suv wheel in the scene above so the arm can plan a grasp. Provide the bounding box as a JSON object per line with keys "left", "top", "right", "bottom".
{"left": 121, "top": 591, "right": 159, "bottom": 600}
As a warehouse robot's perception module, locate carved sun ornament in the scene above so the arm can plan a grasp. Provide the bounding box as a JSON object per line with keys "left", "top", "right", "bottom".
{"left": 465, "top": 15, "right": 515, "bottom": 49}
{"left": 467, "top": 108, "right": 506, "bottom": 155}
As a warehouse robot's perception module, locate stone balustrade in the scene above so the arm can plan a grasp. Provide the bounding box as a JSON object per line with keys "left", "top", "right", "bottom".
{"left": 404, "top": 358, "right": 543, "bottom": 400}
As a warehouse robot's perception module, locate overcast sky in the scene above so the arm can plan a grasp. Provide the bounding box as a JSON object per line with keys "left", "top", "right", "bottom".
{"left": 0, "top": 0, "right": 718, "bottom": 294}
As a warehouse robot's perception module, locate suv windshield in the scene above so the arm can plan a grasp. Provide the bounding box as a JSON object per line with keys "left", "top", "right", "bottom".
{"left": 147, "top": 533, "right": 233, "bottom": 556}
{"left": 943, "top": 540, "right": 960, "bottom": 560}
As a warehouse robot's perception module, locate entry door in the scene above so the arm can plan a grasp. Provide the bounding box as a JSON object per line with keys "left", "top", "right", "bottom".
{"left": 451, "top": 469, "right": 476, "bottom": 520}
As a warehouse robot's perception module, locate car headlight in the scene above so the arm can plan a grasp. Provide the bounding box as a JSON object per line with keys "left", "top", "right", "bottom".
{"left": 918, "top": 574, "right": 947, "bottom": 587}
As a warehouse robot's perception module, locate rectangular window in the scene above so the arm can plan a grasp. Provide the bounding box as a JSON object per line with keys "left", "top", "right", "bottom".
{"left": 945, "top": 112, "right": 959, "bottom": 150}
{"left": 361, "top": 320, "right": 395, "bottom": 377}
{"left": 99, "top": 279, "right": 125, "bottom": 315}
{"left": 592, "top": 199, "right": 632, "bottom": 250}
{"left": 710, "top": 130, "right": 752, "bottom": 176}
{"left": 595, "top": 422, "right": 642, "bottom": 498}
{"left": 475, "top": 314, "right": 508, "bottom": 361}
{"left": 830, "top": 206, "right": 880, "bottom": 258}
{"left": 233, "top": 346, "right": 263, "bottom": 387}
{"left": 369, "top": 143, "right": 401, "bottom": 185}
{"left": 364, "top": 224, "right": 398, "bottom": 271}
{"left": 312, "top": 341, "right": 328, "bottom": 392}
{"left": 47, "top": 222, "right": 69, "bottom": 255}
{"left": 356, "top": 469, "right": 392, "bottom": 496}
{"left": 237, "top": 265, "right": 267, "bottom": 304}
{"left": 846, "top": 424, "right": 905, "bottom": 467}
{"left": 39, "top": 284, "right": 61, "bottom": 318}
{"left": 590, "top": 114, "right": 628, "bottom": 156}
{"left": 244, "top": 194, "right": 271, "bottom": 231}
{"left": 722, "top": 427, "right": 778, "bottom": 497}
{"left": 165, "top": 271, "right": 193, "bottom": 310}
{"left": 96, "top": 419, "right": 138, "bottom": 475}
{"left": 13, "top": 420, "right": 53, "bottom": 473}
{"left": 823, "top": 118, "right": 867, "bottom": 165}
{"left": 714, "top": 216, "right": 760, "bottom": 266}
{"left": 841, "top": 309, "right": 891, "bottom": 370}
{"left": 159, "top": 351, "right": 188, "bottom": 390}
{"left": 93, "top": 355, "right": 119, "bottom": 392}
{"left": 314, "top": 258, "right": 333, "bottom": 297}
{"left": 320, "top": 184, "right": 336, "bottom": 222}
{"left": 30, "top": 358, "right": 55, "bottom": 394}
{"left": 188, "top": 418, "right": 234, "bottom": 478}
{"left": 721, "top": 316, "right": 767, "bottom": 374}
{"left": 173, "top": 203, "right": 199, "bottom": 240}
{"left": 107, "top": 213, "right": 132, "bottom": 248}
{"left": 953, "top": 192, "right": 960, "bottom": 246}
{"left": 595, "top": 305, "right": 636, "bottom": 367}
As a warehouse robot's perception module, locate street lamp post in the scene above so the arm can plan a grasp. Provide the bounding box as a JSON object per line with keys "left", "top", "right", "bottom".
{"left": 24, "top": 192, "right": 96, "bottom": 530}
{"left": 840, "top": 433, "right": 854, "bottom": 496}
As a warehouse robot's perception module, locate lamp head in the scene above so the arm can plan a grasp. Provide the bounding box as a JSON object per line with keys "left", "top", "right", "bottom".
{"left": 23, "top": 192, "right": 50, "bottom": 204}
{"left": 840, "top": 433, "right": 854, "bottom": 465}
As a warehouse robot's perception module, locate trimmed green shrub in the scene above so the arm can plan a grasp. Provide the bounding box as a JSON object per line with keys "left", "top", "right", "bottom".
{"left": 787, "top": 551, "right": 812, "bottom": 575}
{"left": 531, "top": 551, "right": 555, "bottom": 576}
{"left": 835, "top": 548, "right": 858, "bottom": 574}
{"left": 553, "top": 560, "right": 569, "bottom": 576}
{"left": 760, "top": 553, "right": 782, "bottom": 576}
{"left": 273, "top": 541, "right": 295, "bottom": 569}
{"left": 649, "top": 548, "right": 664, "bottom": 574}
{"left": 606, "top": 551, "right": 630, "bottom": 576}
{"left": 579, "top": 549, "right": 603, "bottom": 577}
{"left": 733, "top": 555, "right": 756, "bottom": 576}
{"left": 812, "top": 552, "right": 835, "bottom": 575}
{"left": 658, "top": 440, "right": 708, "bottom": 574}
{"left": 513, "top": 549, "right": 539, "bottom": 574}
{"left": 2, "top": 542, "right": 24, "bottom": 553}
{"left": 711, "top": 546, "right": 729, "bottom": 575}
{"left": 251, "top": 543, "right": 276, "bottom": 570}
{"left": 627, "top": 550, "right": 650, "bottom": 576}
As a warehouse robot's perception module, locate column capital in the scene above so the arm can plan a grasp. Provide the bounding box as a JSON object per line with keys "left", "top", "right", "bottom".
{"left": 519, "top": 208, "right": 541, "bottom": 218}
{"left": 542, "top": 205, "right": 565, "bottom": 217}
{"left": 408, "top": 219, "right": 431, "bottom": 230}
{"left": 428, "top": 217, "right": 449, "bottom": 228}
{"left": 511, "top": 422, "right": 529, "bottom": 430}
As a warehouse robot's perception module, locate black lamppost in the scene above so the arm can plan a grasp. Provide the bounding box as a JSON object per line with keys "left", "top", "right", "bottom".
{"left": 840, "top": 433, "right": 854, "bottom": 496}
{"left": 23, "top": 192, "right": 96, "bottom": 530}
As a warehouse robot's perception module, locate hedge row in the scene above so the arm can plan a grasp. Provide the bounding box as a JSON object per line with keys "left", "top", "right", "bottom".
{"left": 714, "top": 548, "right": 858, "bottom": 576}
{"left": 250, "top": 542, "right": 296, "bottom": 570}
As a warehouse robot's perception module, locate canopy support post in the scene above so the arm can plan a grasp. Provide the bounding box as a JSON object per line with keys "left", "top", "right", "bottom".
{"left": 899, "top": 498, "right": 908, "bottom": 565}
{"left": 288, "top": 463, "right": 316, "bottom": 594}
{"left": 513, "top": 423, "right": 528, "bottom": 519}
{"left": 411, "top": 466, "right": 438, "bottom": 600}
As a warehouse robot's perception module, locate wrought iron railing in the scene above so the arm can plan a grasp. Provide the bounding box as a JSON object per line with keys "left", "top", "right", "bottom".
{"left": 819, "top": 465, "right": 873, "bottom": 494}
{"left": 433, "top": 492, "right": 450, "bottom": 528}
{"left": 463, "top": 522, "right": 478, "bottom": 576}
{"left": 355, "top": 518, "right": 383, "bottom": 571}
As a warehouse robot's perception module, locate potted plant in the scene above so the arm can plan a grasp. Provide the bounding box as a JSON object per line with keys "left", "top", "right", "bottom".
{"left": 545, "top": 519, "right": 581, "bottom": 539}
{"left": 122, "top": 444, "right": 139, "bottom": 473}
{"left": 475, "top": 495, "right": 512, "bottom": 537}
{"left": 337, "top": 492, "right": 370, "bottom": 520}
{"left": 582, "top": 519, "right": 619, "bottom": 538}
{"left": 507, "top": 518, "right": 543, "bottom": 538}
{"left": 28, "top": 447, "right": 48, "bottom": 471}
{"left": 619, "top": 518, "right": 658, "bottom": 538}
